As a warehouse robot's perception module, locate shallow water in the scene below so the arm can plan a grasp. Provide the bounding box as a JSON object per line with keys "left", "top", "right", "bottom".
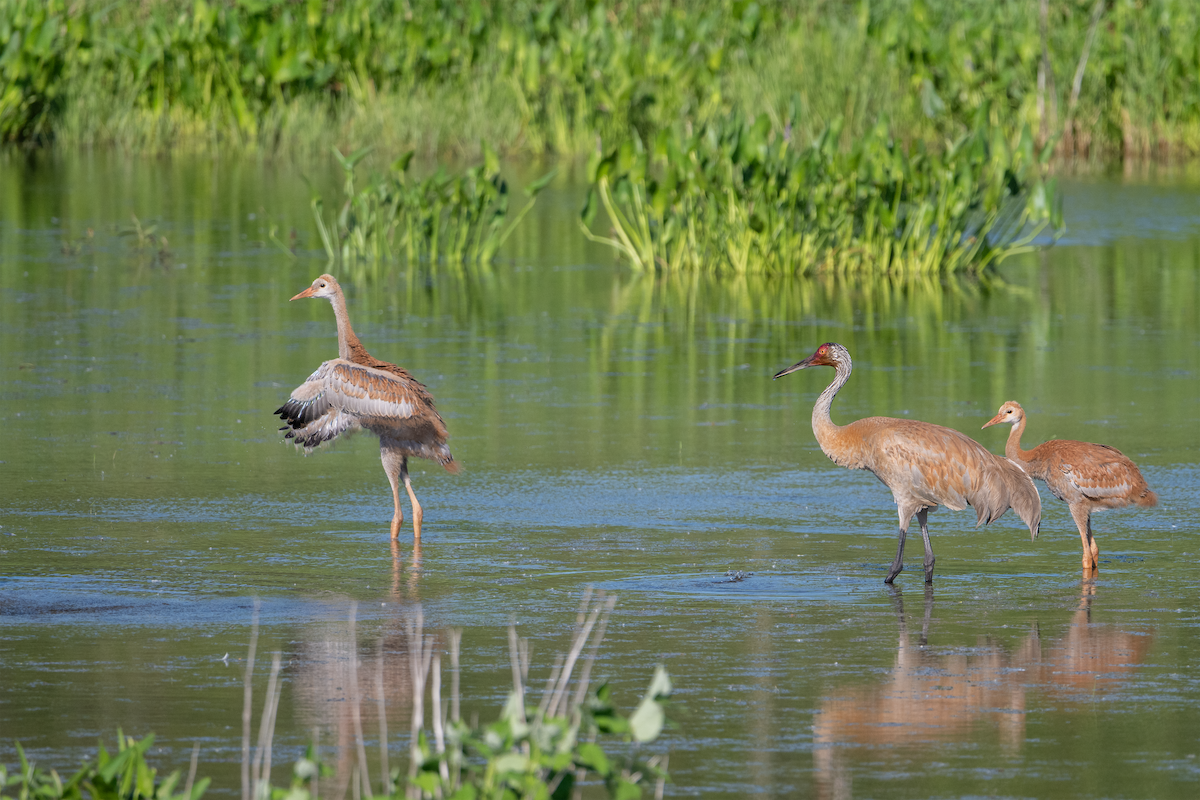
{"left": 2, "top": 152, "right": 1199, "bottom": 797}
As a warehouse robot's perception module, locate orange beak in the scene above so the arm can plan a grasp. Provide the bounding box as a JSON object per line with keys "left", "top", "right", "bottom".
{"left": 981, "top": 412, "right": 1005, "bottom": 430}
{"left": 290, "top": 286, "right": 316, "bottom": 301}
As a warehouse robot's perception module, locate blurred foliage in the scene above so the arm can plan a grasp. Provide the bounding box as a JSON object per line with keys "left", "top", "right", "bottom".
{"left": 581, "top": 110, "right": 1061, "bottom": 275}
{"left": 401, "top": 665, "right": 672, "bottom": 800}
{"left": 2, "top": 1, "right": 1200, "bottom": 159}
{"left": 0, "top": 732, "right": 209, "bottom": 800}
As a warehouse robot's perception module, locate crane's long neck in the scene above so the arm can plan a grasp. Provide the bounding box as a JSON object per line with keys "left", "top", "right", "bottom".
{"left": 1005, "top": 415, "right": 1032, "bottom": 464}
{"left": 328, "top": 289, "right": 367, "bottom": 361}
{"left": 812, "top": 359, "right": 852, "bottom": 452}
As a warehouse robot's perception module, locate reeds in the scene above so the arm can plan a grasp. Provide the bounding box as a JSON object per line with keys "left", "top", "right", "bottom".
{"left": 580, "top": 112, "right": 1061, "bottom": 276}
{"left": 312, "top": 145, "right": 555, "bottom": 273}
{"left": 399, "top": 589, "right": 671, "bottom": 799}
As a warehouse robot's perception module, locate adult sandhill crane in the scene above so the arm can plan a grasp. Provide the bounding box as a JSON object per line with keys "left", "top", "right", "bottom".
{"left": 983, "top": 401, "right": 1157, "bottom": 571}
{"left": 276, "top": 274, "right": 458, "bottom": 541}
{"left": 774, "top": 343, "right": 1041, "bottom": 584}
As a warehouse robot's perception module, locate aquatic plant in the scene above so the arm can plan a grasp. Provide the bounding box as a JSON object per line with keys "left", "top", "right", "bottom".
{"left": 5, "top": 0, "right": 1200, "bottom": 160}
{"left": 580, "top": 111, "right": 1061, "bottom": 275}
{"left": 388, "top": 596, "right": 671, "bottom": 800}
{"left": 4, "top": 594, "right": 669, "bottom": 800}
{"left": 240, "top": 593, "right": 670, "bottom": 800}
{"left": 311, "top": 145, "right": 555, "bottom": 272}
{"left": 0, "top": 732, "right": 209, "bottom": 800}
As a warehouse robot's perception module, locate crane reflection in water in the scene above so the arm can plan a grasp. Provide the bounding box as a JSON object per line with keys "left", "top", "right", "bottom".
{"left": 811, "top": 584, "right": 1155, "bottom": 800}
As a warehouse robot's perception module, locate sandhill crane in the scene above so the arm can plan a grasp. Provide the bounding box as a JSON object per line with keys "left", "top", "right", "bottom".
{"left": 983, "top": 401, "right": 1157, "bottom": 571}
{"left": 774, "top": 343, "right": 1041, "bottom": 584}
{"left": 276, "top": 274, "right": 458, "bottom": 541}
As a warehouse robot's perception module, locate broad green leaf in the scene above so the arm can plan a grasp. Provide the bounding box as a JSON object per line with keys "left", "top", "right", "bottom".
{"left": 491, "top": 753, "right": 529, "bottom": 774}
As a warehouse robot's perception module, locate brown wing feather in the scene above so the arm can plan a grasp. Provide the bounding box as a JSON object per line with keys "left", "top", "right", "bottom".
{"left": 276, "top": 359, "right": 455, "bottom": 468}
{"left": 1027, "top": 440, "right": 1154, "bottom": 509}
{"left": 840, "top": 417, "right": 1041, "bottom": 536}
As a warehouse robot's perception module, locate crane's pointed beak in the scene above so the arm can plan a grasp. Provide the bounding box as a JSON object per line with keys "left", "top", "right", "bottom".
{"left": 981, "top": 412, "right": 1005, "bottom": 429}
{"left": 290, "top": 286, "right": 316, "bottom": 301}
{"left": 773, "top": 355, "right": 815, "bottom": 380}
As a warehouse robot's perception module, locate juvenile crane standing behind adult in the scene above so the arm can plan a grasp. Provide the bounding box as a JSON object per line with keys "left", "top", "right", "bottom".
{"left": 774, "top": 343, "right": 1041, "bottom": 584}
{"left": 983, "top": 401, "right": 1156, "bottom": 572}
{"left": 276, "top": 274, "right": 458, "bottom": 541}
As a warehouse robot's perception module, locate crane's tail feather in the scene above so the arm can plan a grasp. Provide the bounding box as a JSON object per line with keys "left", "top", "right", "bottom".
{"left": 970, "top": 457, "right": 1041, "bottom": 540}
{"left": 1004, "top": 462, "right": 1042, "bottom": 540}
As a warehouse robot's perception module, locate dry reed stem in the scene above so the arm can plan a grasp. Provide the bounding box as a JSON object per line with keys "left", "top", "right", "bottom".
{"left": 535, "top": 656, "right": 565, "bottom": 721}
{"left": 184, "top": 741, "right": 200, "bottom": 800}
{"left": 547, "top": 602, "right": 603, "bottom": 718}
{"left": 507, "top": 625, "right": 527, "bottom": 725}
{"left": 571, "top": 594, "right": 617, "bottom": 711}
{"left": 259, "top": 655, "right": 284, "bottom": 793}
{"left": 312, "top": 727, "right": 321, "bottom": 800}
{"left": 241, "top": 598, "right": 260, "bottom": 800}
{"left": 347, "top": 604, "right": 372, "bottom": 800}
{"left": 375, "top": 639, "right": 392, "bottom": 796}
{"left": 448, "top": 629, "right": 461, "bottom": 724}
{"left": 251, "top": 653, "right": 282, "bottom": 795}
{"left": 518, "top": 637, "right": 530, "bottom": 686}
{"left": 430, "top": 654, "right": 450, "bottom": 782}
{"left": 405, "top": 610, "right": 430, "bottom": 799}
{"left": 448, "top": 629, "right": 462, "bottom": 789}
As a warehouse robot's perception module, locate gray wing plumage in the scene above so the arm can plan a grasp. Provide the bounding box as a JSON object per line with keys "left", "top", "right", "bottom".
{"left": 276, "top": 359, "right": 449, "bottom": 462}
{"left": 859, "top": 418, "right": 1041, "bottom": 537}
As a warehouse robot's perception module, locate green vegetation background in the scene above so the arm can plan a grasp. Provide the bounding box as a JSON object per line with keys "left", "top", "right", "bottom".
{"left": 4, "top": 0, "right": 1197, "bottom": 162}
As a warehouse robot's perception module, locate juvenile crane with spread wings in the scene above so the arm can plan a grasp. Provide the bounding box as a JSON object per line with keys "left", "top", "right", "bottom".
{"left": 277, "top": 275, "right": 458, "bottom": 541}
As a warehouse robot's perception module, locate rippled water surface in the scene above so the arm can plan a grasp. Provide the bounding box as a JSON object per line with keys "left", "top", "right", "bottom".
{"left": 2, "top": 153, "right": 1199, "bottom": 798}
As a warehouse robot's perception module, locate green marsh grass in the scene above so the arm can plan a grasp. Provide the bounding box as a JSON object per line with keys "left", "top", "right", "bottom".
{"left": 580, "top": 112, "right": 1061, "bottom": 276}
{"left": 311, "top": 144, "right": 555, "bottom": 275}
{"left": 7, "top": 1, "right": 1200, "bottom": 162}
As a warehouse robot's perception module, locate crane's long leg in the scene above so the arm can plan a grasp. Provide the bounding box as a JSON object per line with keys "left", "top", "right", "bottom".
{"left": 1070, "top": 504, "right": 1099, "bottom": 572}
{"left": 381, "top": 446, "right": 405, "bottom": 540}
{"left": 401, "top": 456, "right": 423, "bottom": 541}
{"left": 886, "top": 508, "right": 914, "bottom": 584}
{"left": 917, "top": 508, "right": 935, "bottom": 584}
